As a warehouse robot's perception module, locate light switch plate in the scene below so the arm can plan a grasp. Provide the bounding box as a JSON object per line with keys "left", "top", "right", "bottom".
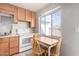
{"left": 75, "top": 25, "right": 79, "bottom": 32}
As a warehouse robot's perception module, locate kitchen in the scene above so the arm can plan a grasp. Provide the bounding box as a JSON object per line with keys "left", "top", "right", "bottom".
{"left": 0, "top": 3, "right": 36, "bottom": 56}
{"left": 1, "top": 1, "right": 79, "bottom": 59}
{"left": 0, "top": 3, "right": 61, "bottom": 56}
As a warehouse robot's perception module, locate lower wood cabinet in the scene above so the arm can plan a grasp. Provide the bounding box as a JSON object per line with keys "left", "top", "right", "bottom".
{"left": 9, "top": 36, "right": 19, "bottom": 55}
{"left": 0, "top": 48, "right": 9, "bottom": 56}
{"left": 10, "top": 47, "right": 19, "bottom": 55}
{"left": 10, "top": 37, "right": 19, "bottom": 48}
{"left": 0, "top": 42, "right": 9, "bottom": 56}
{"left": 0, "top": 37, "right": 9, "bottom": 56}
{"left": 0, "top": 36, "right": 19, "bottom": 56}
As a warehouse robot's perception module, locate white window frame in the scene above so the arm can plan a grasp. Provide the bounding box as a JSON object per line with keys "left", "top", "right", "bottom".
{"left": 38, "top": 6, "right": 61, "bottom": 37}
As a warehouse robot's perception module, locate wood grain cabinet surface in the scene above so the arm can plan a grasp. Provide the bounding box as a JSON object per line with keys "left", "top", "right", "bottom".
{"left": 0, "top": 3, "right": 36, "bottom": 27}
{"left": 10, "top": 36, "right": 19, "bottom": 48}
{"left": 0, "top": 36, "right": 19, "bottom": 56}
{"left": 9, "top": 36, "right": 19, "bottom": 55}
{"left": 25, "top": 10, "right": 32, "bottom": 22}
{"left": 10, "top": 47, "right": 19, "bottom": 55}
{"left": 31, "top": 12, "right": 36, "bottom": 28}
{"left": 17, "top": 7, "right": 26, "bottom": 21}
{"left": 0, "top": 3, "right": 15, "bottom": 12}
{"left": 0, "top": 37, "right": 9, "bottom": 56}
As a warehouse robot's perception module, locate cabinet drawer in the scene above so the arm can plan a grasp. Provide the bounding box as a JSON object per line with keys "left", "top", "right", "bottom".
{"left": 10, "top": 47, "right": 19, "bottom": 55}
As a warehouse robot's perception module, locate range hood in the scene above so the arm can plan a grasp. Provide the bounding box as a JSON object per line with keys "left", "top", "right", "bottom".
{"left": 0, "top": 13, "right": 13, "bottom": 17}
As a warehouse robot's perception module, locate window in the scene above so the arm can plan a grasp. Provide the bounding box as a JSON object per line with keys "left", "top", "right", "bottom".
{"left": 52, "top": 11, "right": 61, "bottom": 37}
{"left": 39, "top": 9, "right": 61, "bottom": 37}
{"left": 46, "top": 15, "right": 51, "bottom": 36}
{"left": 40, "top": 17, "right": 46, "bottom": 35}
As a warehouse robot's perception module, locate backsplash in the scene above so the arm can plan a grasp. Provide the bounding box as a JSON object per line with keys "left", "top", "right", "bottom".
{"left": 0, "top": 16, "right": 14, "bottom": 36}
{"left": 0, "top": 13, "right": 35, "bottom": 36}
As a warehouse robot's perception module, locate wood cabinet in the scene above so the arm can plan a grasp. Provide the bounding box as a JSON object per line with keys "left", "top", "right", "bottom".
{"left": 10, "top": 37, "right": 19, "bottom": 48}
{"left": 0, "top": 3, "right": 36, "bottom": 27}
{"left": 14, "top": 7, "right": 18, "bottom": 22}
{"left": 0, "top": 3, "right": 15, "bottom": 12}
{"left": 17, "top": 7, "right": 26, "bottom": 21}
{"left": 26, "top": 10, "right": 32, "bottom": 22}
{"left": 0, "top": 37, "right": 9, "bottom": 56}
{"left": 0, "top": 3, "right": 18, "bottom": 23}
{"left": 10, "top": 47, "right": 19, "bottom": 55}
{"left": 0, "top": 36, "right": 19, "bottom": 56}
{"left": 31, "top": 12, "right": 36, "bottom": 27}
{"left": 10, "top": 36, "right": 19, "bottom": 55}
{"left": 0, "top": 3, "right": 17, "bottom": 16}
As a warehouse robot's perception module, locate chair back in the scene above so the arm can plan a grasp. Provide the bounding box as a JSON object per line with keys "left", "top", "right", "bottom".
{"left": 32, "top": 33, "right": 41, "bottom": 53}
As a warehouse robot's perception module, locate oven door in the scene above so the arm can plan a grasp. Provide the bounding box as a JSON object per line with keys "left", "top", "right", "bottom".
{"left": 19, "top": 35, "right": 31, "bottom": 48}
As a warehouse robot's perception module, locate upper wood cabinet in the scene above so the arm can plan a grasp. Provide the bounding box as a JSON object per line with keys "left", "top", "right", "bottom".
{"left": 0, "top": 3, "right": 15, "bottom": 13}
{"left": 26, "top": 10, "right": 32, "bottom": 22}
{"left": 17, "top": 7, "right": 26, "bottom": 21}
{"left": 14, "top": 7, "right": 18, "bottom": 22}
{"left": 0, "top": 4, "right": 36, "bottom": 27}
{"left": 0, "top": 3, "right": 18, "bottom": 22}
{"left": 31, "top": 12, "right": 36, "bottom": 28}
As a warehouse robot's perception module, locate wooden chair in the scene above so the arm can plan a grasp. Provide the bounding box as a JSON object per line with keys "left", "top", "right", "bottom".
{"left": 31, "top": 33, "right": 45, "bottom": 56}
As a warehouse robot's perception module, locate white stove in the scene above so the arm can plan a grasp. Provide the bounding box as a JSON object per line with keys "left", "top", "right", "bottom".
{"left": 12, "top": 22, "right": 33, "bottom": 52}
{"left": 19, "top": 34, "right": 32, "bottom": 52}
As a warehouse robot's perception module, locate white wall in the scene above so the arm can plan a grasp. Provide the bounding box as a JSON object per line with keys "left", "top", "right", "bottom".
{"left": 37, "top": 3, "right": 79, "bottom": 56}
{"left": 61, "top": 3, "right": 79, "bottom": 56}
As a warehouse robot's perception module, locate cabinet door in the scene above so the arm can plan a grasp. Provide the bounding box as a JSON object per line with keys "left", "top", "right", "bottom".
{"left": 0, "top": 3, "right": 15, "bottom": 12}
{"left": 31, "top": 12, "right": 36, "bottom": 27}
{"left": 0, "top": 43, "right": 9, "bottom": 56}
{"left": 0, "top": 37, "right": 9, "bottom": 56}
{"left": 14, "top": 7, "right": 18, "bottom": 22}
{"left": 9, "top": 36, "right": 19, "bottom": 55}
{"left": 10, "top": 36, "right": 19, "bottom": 48}
{"left": 26, "top": 10, "right": 32, "bottom": 22}
{"left": 17, "top": 7, "right": 26, "bottom": 21}
{"left": 10, "top": 47, "right": 19, "bottom": 55}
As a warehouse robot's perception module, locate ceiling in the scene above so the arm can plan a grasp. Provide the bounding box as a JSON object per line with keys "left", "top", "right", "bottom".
{"left": 10, "top": 3, "right": 49, "bottom": 12}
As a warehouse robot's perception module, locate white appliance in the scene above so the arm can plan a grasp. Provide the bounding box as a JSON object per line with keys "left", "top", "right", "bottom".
{"left": 19, "top": 34, "right": 32, "bottom": 52}
{"left": 12, "top": 22, "right": 32, "bottom": 52}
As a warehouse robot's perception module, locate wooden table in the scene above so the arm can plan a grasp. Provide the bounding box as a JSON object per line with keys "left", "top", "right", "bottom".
{"left": 38, "top": 36, "right": 58, "bottom": 56}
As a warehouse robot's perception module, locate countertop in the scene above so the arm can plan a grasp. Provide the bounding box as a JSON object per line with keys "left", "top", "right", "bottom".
{"left": 0, "top": 34, "right": 19, "bottom": 38}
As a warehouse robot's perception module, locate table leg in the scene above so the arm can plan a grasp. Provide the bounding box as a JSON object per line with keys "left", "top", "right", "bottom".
{"left": 48, "top": 47, "right": 51, "bottom": 56}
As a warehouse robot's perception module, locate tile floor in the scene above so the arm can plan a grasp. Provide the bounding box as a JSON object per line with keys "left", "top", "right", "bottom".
{"left": 13, "top": 49, "right": 33, "bottom": 56}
